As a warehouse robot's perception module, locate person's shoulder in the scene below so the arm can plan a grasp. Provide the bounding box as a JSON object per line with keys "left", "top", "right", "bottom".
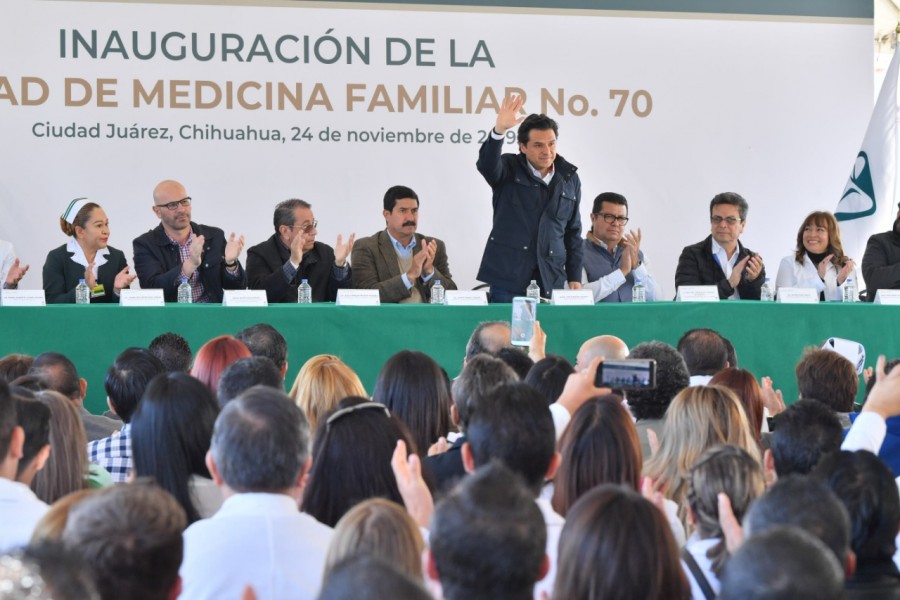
{"left": 681, "top": 237, "right": 710, "bottom": 254}
{"left": 133, "top": 224, "right": 164, "bottom": 245}
{"left": 313, "top": 240, "right": 336, "bottom": 257}
{"left": 353, "top": 231, "right": 383, "bottom": 248}
{"left": 867, "top": 230, "right": 895, "bottom": 245}
{"left": 45, "top": 244, "right": 70, "bottom": 259}
{"left": 106, "top": 245, "right": 127, "bottom": 261}
{"left": 555, "top": 153, "right": 579, "bottom": 176}
{"left": 196, "top": 222, "right": 226, "bottom": 238}
{"left": 247, "top": 235, "right": 278, "bottom": 255}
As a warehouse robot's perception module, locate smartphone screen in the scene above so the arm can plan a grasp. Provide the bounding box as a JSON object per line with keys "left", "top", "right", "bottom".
{"left": 510, "top": 296, "right": 537, "bottom": 347}
{"left": 595, "top": 359, "right": 657, "bottom": 390}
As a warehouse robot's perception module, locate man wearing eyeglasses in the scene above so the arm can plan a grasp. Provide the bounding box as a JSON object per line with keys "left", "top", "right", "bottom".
{"left": 246, "top": 199, "right": 354, "bottom": 303}
{"left": 675, "top": 192, "right": 766, "bottom": 300}
{"left": 133, "top": 179, "right": 247, "bottom": 303}
{"left": 582, "top": 192, "right": 658, "bottom": 302}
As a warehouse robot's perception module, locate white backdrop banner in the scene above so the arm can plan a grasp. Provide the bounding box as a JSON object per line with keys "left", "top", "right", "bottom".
{"left": 0, "top": 1, "right": 873, "bottom": 294}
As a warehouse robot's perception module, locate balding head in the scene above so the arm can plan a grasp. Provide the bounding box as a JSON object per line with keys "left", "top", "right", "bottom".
{"left": 152, "top": 179, "right": 187, "bottom": 204}
{"left": 575, "top": 336, "right": 629, "bottom": 370}
{"left": 465, "top": 321, "right": 512, "bottom": 363}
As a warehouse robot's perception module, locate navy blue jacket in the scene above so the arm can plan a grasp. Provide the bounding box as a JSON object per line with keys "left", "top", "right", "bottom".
{"left": 674, "top": 235, "right": 764, "bottom": 300}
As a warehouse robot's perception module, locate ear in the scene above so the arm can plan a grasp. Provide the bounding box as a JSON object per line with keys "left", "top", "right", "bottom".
{"left": 383, "top": 209, "right": 392, "bottom": 221}
{"left": 280, "top": 362, "right": 288, "bottom": 382}
{"left": 206, "top": 450, "right": 224, "bottom": 486}
{"left": 106, "top": 396, "right": 118, "bottom": 416}
{"left": 296, "top": 456, "right": 312, "bottom": 488}
{"left": 450, "top": 404, "right": 460, "bottom": 427}
{"left": 33, "top": 444, "right": 51, "bottom": 472}
{"left": 544, "top": 451, "right": 561, "bottom": 481}
{"left": 763, "top": 449, "right": 777, "bottom": 485}
{"left": 167, "top": 575, "right": 182, "bottom": 600}
{"left": 426, "top": 549, "right": 440, "bottom": 583}
{"left": 536, "top": 553, "right": 550, "bottom": 582}
{"left": 518, "top": 141, "right": 527, "bottom": 154}
{"left": 461, "top": 442, "right": 476, "bottom": 474}
{"left": 9, "top": 426, "right": 24, "bottom": 461}
{"left": 79, "top": 378, "right": 88, "bottom": 400}
{"left": 845, "top": 550, "right": 857, "bottom": 578}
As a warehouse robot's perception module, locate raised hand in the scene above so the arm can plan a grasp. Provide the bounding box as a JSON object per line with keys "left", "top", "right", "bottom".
{"left": 289, "top": 230, "right": 306, "bottom": 267}
{"left": 745, "top": 253, "right": 764, "bottom": 282}
{"left": 113, "top": 265, "right": 136, "bottom": 294}
{"left": 225, "top": 232, "right": 245, "bottom": 264}
{"left": 391, "top": 440, "right": 434, "bottom": 528}
{"left": 760, "top": 376, "right": 785, "bottom": 417}
{"left": 84, "top": 264, "right": 97, "bottom": 289}
{"left": 495, "top": 94, "right": 526, "bottom": 134}
{"left": 188, "top": 234, "right": 205, "bottom": 268}
{"left": 4, "top": 258, "right": 29, "bottom": 287}
{"left": 421, "top": 239, "right": 438, "bottom": 276}
{"left": 406, "top": 246, "right": 427, "bottom": 281}
{"left": 728, "top": 254, "right": 751, "bottom": 289}
{"left": 334, "top": 233, "right": 355, "bottom": 268}
{"left": 817, "top": 254, "right": 835, "bottom": 280}
{"left": 837, "top": 258, "right": 855, "bottom": 285}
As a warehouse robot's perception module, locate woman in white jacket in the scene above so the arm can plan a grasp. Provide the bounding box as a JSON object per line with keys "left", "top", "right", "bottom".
{"left": 775, "top": 211, "right": 856, "bottom": 301}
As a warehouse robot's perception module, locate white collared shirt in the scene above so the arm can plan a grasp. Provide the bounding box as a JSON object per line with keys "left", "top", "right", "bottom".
{"left": 710, "top": 238, "right": 739, "bottom": 299}
{"left": 0, "top": 478, "right": 48, "bottom": 551}
{"left": 66, "top": 238, "right": 109, "bottom": 277}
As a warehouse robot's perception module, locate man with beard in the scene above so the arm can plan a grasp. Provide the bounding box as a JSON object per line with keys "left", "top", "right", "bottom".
{"left": 862, "top": 202, "right": 900, "bottom": 301}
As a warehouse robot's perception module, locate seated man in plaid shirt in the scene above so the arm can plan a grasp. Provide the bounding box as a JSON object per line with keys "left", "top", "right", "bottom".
{"left": 88, "top": 348, "right": 165, "bottom": 483}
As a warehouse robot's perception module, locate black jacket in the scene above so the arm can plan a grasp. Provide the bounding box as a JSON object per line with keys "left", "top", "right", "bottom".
{"left": 862, "top": 230, "right": 900, "bottom": 302}
{"left": 246, "top": 235, "right": 350, "bottom": 303}
{"left": 42, "top": 244, "right": 128, "bottom": 304}
{"left": 675, "top": 235, "right": 765, "bottom": 300}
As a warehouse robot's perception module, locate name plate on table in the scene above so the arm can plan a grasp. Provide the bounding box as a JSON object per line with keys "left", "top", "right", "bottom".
{"left": 336, "top": 289, "right": 381, "bottom": 306}
{"left": 676, "top": 286, "right": 720, "bottom": 302}
{"left": 119, "top": 289, "right": 164, "bottom": 307}
{"left": 0, "top": 289, "right": 45, "bottom": 306}
{"left": 551, "top": 289, "right": 594, "bottom": 305}
{"left": 445, "top": 290, "right": 488, "bottom": 305}
{"left": 874, "top": 290, "right": 900, "bottom": 305}
{"left": 776, "top": 287, "right": 818, "bottom": 304}
{"left": 222, "top": 290, "right": 268, "bottom": 307}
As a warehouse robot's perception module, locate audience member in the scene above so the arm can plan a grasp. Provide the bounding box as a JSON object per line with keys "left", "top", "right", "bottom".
{"left": 0, "top": 353, "right": 33, "bottom": 383}
{"left": 190, "top": 335, "right": 252, "bottom": 396}
{"left": 289, "top": 354, "right": 367, "bottom": 436}
{"left": 677, "top": 328, "right": 730, "bottom": 385}
{"left": 235, "top": 323, "right": 289, "bottom": 379}
{"left": 147, "top": 332, "right": 193, "bottom": 373}
{"left": 0, "top": 542, "right": 99, "bottom": 600}
{"left": 494, "top": 347, "right": 534, "bottom": 380}
{"left": 524, "top": 355, "right": 574, "bottom": 406}
{"left": 573, "top": 334, "right": 629, "bottom": 371}
{"left": 767, "top": 399, "right": 843, "bottom": 480}
{"left": 709, "top": 368, "right": 765, "bottom": 444}
{"left": 464, "top": 320, "right": 511, "bottom": 363}
{"left": 216, "top": 356, "right": 283, "bottom": 408}
{"left": 318, "top": 555, "right": 432, "bottom": 600}
{"left": 14, "top": 396, "right": 51, "bottom": 491}
{"left": 796, "top": 347, "right": 859, "bottom": 427}
{"left": 856, "top": 357, "right": 900, "bottom": 475}
{"left": 30, "top": 489, "right": 97, "bottom": 545}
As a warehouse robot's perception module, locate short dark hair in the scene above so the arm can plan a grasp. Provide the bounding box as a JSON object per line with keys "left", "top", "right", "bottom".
{"left": 745, "top": 475, "right": 851, "bottom": 565}
{"left": 524, "top": 355, "right": 574, "bottom": 406}
{"left": 591, "top": 192, "right": 628, "bottom": 215}
{"left": 62, "top": 481, "right": 186, "bottom": 600}
{"left": 430, "top": 463, "right": 546, "bottom": 600}
{"left": 14, "top": 397, "right": 50, "bottom": 478}
{"left": 814, "top": 450, "right": 900, "bottom": 564}
{"left": 30, "top": 352, "right": 81, "bottom": 400}
{"left": 719, "top": 527, "right": 844, "bottom": 600}
{"left": 710, "top": 192, "right": 749, "bottom": 221}
{"left": 465, "top": 321, "right": 511, "bottom": 362}
{"left": 0, "top": 379, "right": 15, "bottom": 458}
{"left": 147, "top": 332, "right": 192, "bottom": 373}
{"left": 211, "top": 386, "right": 310, "bottom": 492}
{"left": 383, "top": 186, "right": 419, "bottom": 212}
{"left": 795, "top": 348, "right": 858, "bottom": 413}
{"left": 319, "top": 556, "right": 432, "bottom": 600}
{"left": 451, "top": 354, "right": 517, "bottom": 432}
{"left": 466, "top": 383, "right": 555, "bottom": 494}
{"left": 626, "top": 341, "right": 690, "bottom": 420}
{"left": 769, "top": 399, "right": 843, "bottom": 477}
{"left": 273, "top": 198, "right": 312, "bottom": 233}
{"left": 234, "top": 323, "right": 288, "bottom": 372}
{"left": 104, "top": 348, "right": 166, "bottom": 423}
{"left": 517, "top": 113, "right": 558, "bottom": 146}
{"left": 677, "top": 328, "right": 729, "bottom": 376}
{"left": 217, "top": 356, "right": 283, "bottom": 408}
{"left": 0, "top": 353, "right": 33, "bottom": 383}
{"left": 494, "top": 347, "right": 534, "bottom": 380}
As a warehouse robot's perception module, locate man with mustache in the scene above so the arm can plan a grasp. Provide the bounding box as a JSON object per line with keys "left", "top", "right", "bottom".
{"left": 351, "top": 185, "right": 456, "bottom": 303}
{"left": 862, "top": 202, "right": 900, "bottom": 301}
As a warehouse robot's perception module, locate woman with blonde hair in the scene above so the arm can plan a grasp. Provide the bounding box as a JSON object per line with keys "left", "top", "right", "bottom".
{"left": 289, "top": 354, "right": 366, "bottom": 434}
{"left": 323, "top": 498, "right": 425, "bottom": 583}
{"left": 644, "top": 385, "right": 760, "bottom": 530}
{"left": 775, "top": 210, "right": 856, "bottom": 301}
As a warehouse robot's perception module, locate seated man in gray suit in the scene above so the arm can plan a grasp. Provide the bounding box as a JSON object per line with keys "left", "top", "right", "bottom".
{"left": 351, "top": 185, "right": 456, "bottom": 303}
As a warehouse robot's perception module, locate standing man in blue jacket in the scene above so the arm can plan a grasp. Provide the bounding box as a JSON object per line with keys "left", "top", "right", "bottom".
{"left": 476, "top": 95, "right": 583, "bottom": 302}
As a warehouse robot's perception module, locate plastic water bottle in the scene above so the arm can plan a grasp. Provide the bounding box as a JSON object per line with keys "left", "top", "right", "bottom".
{"left": 526, "top": 279, "right": 541, "bottom": 301}
{"left": 632, "top": 277, "right": 646, "bottom": 303}
{"left": 177, "top": 277, "right": 192, "bottom": 304}
{"left": 297, "top": 279, "right": 312, "bottom": 304}
{"left": 431, "top": 280, "right": 445, "bottom": 304}
{"left": 842, "top": 277, "right": 857, "bottom": 303}
{"left": 760, "top": 278, "right": 774, "bottom": 302}
{"left": 75, "top": 279, "right": 90, "bottom": 305}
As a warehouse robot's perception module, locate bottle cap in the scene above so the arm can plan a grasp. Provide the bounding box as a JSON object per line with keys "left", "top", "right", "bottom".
{"left": 435, "top": 280, "right": 441, "bottom": 285}
{"left": 301, "top": 279, "right": 308, "bottom": 283}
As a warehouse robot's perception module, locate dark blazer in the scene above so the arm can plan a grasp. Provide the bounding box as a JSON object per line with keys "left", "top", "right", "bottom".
{"left": 133, "top": 222, "right": 246, "bottom": 303}
{"left": 42, "top": 244, "right": 128, "bottom": 304}
{"left": 351, "top": 231, "right": 455, "bottom": 303}
{"left": 246, "top": 235, "right": 350, "bottom": 303}
{"left": 674, "top": 235, "right": 765, "bottom": 300}
{"left": 862, "top": 230, "right": 900, "bottom": 301}
{"left": 423, "top": 435, "right": 467, "bottom": 496}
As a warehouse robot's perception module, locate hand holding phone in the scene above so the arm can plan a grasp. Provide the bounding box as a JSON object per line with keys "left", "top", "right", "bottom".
{"left": 594, "top": 359, "right": 657, "bottom": 390}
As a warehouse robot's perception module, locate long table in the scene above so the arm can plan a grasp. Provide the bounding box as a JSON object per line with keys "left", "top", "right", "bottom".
{"left": 0, "top": 302, "right": 893, "bottom": 414}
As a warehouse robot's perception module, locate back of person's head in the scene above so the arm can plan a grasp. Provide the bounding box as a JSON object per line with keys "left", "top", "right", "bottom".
{"left": 430, "top": 463, "right": 546, "bottom": 600}
{"left": 465, "top": 321, "right": 511, "bottom": 362}
{"left": 0, "top": 353, "right": 33, "bottom": 383}
{"left": 0, "top": 543, "right": 99, "bottom": 600}
{"left": 494, "top": 347, "right": 534, "bottom": 380}
{"left": 687, "top": 445, "right": 766, "bottom": 576}
{"left": 216, "top": 356, "right": 282, "bottom": 408}
{"left": 795, "top": 347, "right": 858, "bottom": 413}
{"left": 709, "top": 368, "right": 764, "bottom": 443}
{"left": 131, "top": 372, "right": 219, "bottom": 523}
{"left": 373, "top": 350, "right": 451, "bottom": 454}
{"left": 189, "top": 335, "right": 251, "bottom": 396}
{"left": 524, "top": 355, "right": 574, "bottom": 406}
{"left": 552, "top": 395, "right": 641, "bottom": 516}
{"left": 302, "top": 397, "right": 415, "bottom": 527}
{"left": 719, "top": 527, "right": 844, "bottom": 600}
{"left": 210, "top": 386, "right": 310, "bottom": 492}
{"left": 9, "top": 374, "right": 48, "bottom": 393}
{"left": 62, "top": 481, "right": 186, "bottom": 600}
{"left": 813, "top": 450, "right": 900, "bottom": 565}
{"left": 29, "top": 352, "right": 81, "bottom": 400}
{"left": 452, "top": 355, "right": 518, "bottom": 433}
{"left": 14, "top": 397, "right": 50, "bottom": 480}
{"left": 0, "top": 378, "right": 17, "bottom": 462}
{"left": 626, "top": 340, "right": 690, "bottom": 420}
{"left": 234, "top": 323, "right": 288, "bottom": 372}
{"left": 147, "top": 332, "right": 192, "bottom": 373}
{"left": 677, "top": 328, "right": 729, "bottom": 376}
{"left": 32, "top": 390, "right": 89, "bottom": 504}
{"left": 574, "top": 335, "right": 630, "bottom": 370}
{"left": 770, "top": 399, "right": 843, "bottom": 477}
{"left": 318, "top": 555, "right": 432, "bottom": 600}
{"left": 30, "top": 488, "right": 97, "bottom": 545}
{"left": 324, "top": 498, "right": 425, "bottom": 583}
{"left": 104, "top": 348, "right": 166, "bottom": 423}
{"left": 289, "top": 354, "right": 366, "bottom": 434}
{"left": 553, "top": 484, "right": 690, "bottom": 600}
{"left": 466, "top": 382, "right": 555, "bottom": 495}
{"left": 745, "top": 474, "right": 851, "bottom": 566}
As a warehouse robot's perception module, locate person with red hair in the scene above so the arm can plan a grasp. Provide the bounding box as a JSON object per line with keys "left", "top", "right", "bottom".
{"left": 190, "top": 335, "right": 251, "bottom": 396}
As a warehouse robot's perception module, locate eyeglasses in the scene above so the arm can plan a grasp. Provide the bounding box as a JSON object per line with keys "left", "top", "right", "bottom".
{"left": 325, "top": 401, "right": 390, "bottom": 431}
{"left": 155, "top": 197, "right": 191, "bottom": 211}
{"left": 594, "top": 212, "right": 629, "bottom": 225}
{"left": 291, "top": 220, "right": 318, "bottom": 233}
{"left": 711, "top": 216, "right": 742, "bottom": 225}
